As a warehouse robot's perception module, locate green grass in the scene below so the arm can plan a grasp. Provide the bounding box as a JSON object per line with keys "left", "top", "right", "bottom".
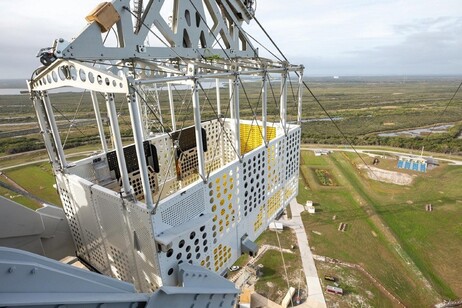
{"left": 254, "top": 229, "right": 303, "bottom": 303}
{"left": 256, "top": 228, "right": 297, "bottom": 249}
{"left": 299, "top": 151, "right": 447, "bottom": 305}
{"left": 0, "top": 184, "right": 42, "bottom": 210}
{"left": 4, "top": 163, "right": 61, "bottom": 206}
{"left": 316, "top": 262, "right": 396, "bottom": 307}
{"left": 345, "top": 154, "right": 462, "bottom": 300}
{"left": 255, "top": 251, "right": 300, "bottom": 303}
{"left": 330, "top": 153, "right": 457, "bottom": 300}
{"left": 300, "top": 151, "right": 328, "bottom": 166}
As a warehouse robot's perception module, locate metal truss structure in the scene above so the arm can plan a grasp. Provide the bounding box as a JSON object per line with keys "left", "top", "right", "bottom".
{"left": 28, "top": 0, "right": 304, "bottom": 299}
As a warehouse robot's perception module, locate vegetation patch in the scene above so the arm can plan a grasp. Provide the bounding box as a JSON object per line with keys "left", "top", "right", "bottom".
{"left": 314, "top": 168, "right": 336, "bottom": 186}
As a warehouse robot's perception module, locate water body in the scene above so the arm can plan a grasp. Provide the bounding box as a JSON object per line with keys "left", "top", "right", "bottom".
{"left": 378, "top": 124, "right": 454, "bottom": 137}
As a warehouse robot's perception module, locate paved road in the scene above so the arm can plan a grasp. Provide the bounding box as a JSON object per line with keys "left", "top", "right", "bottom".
{"left": 285, "top": 200, "right": 326, "bottom": 308}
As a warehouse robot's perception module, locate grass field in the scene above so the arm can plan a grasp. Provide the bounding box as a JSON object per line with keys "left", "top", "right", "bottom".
{"left": 3, "top": 163, "right": 62, "bottom": 206}
{"left": 254, "top": 229, "right": 304, "bottom": 304}
{"left": 299, "top": 150, "right": 462, "bottom": 306}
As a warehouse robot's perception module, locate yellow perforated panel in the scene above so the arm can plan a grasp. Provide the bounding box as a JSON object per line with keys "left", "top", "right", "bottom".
{"left": 267, "top": 126, "right": 276, "bottom": 141}
{"left": 213, "top": 244, "right": 232, "bottom": 272}
{"left": 200, "top": 255, "right": 212, "bottom": 270}
{"left": 240, "top": 124, "right": 277, "bottom": 155}
{"left": 208, "top": 169, "right": 237, "bottom": 239}
{"left": 254, "top": 204, "right": 264, "bottom": 232}
{"left": 267, "top": 189, "right": 282, "bottom": 220}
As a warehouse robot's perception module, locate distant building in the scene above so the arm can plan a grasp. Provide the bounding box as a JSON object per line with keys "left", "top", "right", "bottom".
{"left": 314, "top": 149, "right": 332, "bottom": 156}
{"left": 397, "top": 155, "right": 427, "bottom": 172}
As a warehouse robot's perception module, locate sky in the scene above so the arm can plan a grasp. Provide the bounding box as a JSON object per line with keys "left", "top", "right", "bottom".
{"left": 0, "top": 0, "right": 461, "bottom": 78}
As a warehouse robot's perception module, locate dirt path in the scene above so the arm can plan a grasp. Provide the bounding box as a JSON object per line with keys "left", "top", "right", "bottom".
{"left": 357, "top": 164, "right": 414, "bottom": 185}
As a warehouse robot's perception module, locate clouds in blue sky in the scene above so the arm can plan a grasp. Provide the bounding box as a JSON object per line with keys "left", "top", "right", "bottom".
{"left": 0, "top": 0, "right": 461, "bottom": 78}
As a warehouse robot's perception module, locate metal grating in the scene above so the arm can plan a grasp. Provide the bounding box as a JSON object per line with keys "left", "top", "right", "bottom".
{"left": 85, "top": 229, "right": 107, "bottom": 271}
{"left": 109, "top": 245, "right": 133, "bottom": 283}
{"left": 59, "top": 186, "right": 86, "bottom": 258}
{"left": 160, "top": 188, "right": 205, "bottom": 227}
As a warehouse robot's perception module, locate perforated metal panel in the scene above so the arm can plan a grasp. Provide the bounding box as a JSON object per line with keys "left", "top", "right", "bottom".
{"left": 207, "top": 164, "right": 238, "bottom": 239}
{"left": 56, "top": 120, "right": 300, "bottom": 292}
{"left": 58, "top": 182, "right": 87, "bottom": 259}
{"left": 203, "top": 120, "right": 224, "bottom": 173}
{"left": 267, "top": 138, "right": 284, "bottom": 196}
{"left": 159, "top": 187, "right": 205, "bottom": 228}
{"left": 267, "top": 189, "right": 283, "bottom": 222}
{"left": 90, "top": 183, "right": 137, "bottom": 285}
{"left": 222, "top": 121, "right": 238, "bottom": 164}
{"left": 157, "top": 221, "right": 214, "bottom": 286}
{"left": 127, "top": 203, "right": 163, "bottom": 291}
{"left": 240, "top": 148, "right": 266, "bottom": 218}
{"left": 68, "top": 176, "right": 111, "bottom": 273}
{"left": 285, "top": 127, "right": 301, "bottom": 181}
{"left": 151, "top": 135, "right": 177, "bottom": 196}
{"left": 123, "top": 166, "right": 158, "bottom": 200}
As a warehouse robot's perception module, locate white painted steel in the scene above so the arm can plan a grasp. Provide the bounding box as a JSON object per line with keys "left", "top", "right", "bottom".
{"left": 90, "top": 91, "right": 108, "bottom": 153}
{"left": 29, "top": 0, "right": 304, "bottom": 294}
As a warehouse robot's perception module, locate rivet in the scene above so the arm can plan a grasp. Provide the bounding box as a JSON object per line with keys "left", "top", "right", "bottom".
{"left": 7, "top": 266, "right": 15, "bottom": 273}
{"left": 30, "top": 267, "right": 37, "bottom": 274}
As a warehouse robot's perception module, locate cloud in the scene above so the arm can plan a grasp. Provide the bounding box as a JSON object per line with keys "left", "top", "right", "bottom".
{"left": 1, "top": 1, "right": 462, "bottom": 78}
{"left": 354, "top": 17, "right": 462, "bottom": 74}
{"left": 293, "top": 16, "right": 462, "bottom": 76}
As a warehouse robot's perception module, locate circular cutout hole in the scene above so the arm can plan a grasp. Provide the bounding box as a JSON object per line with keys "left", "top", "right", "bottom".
{"left": 88, "top": 72, "right": 94, "bottom": 83}
{"left": 69, "top": 65, "right": 77, "bottom": 80}
{"left": 79, "top": 69, "right": 86, "bottom": 82}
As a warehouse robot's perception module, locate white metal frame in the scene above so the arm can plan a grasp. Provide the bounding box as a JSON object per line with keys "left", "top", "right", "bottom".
{"left": 29, "top": 0, "right": 304, "bottom": 292}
